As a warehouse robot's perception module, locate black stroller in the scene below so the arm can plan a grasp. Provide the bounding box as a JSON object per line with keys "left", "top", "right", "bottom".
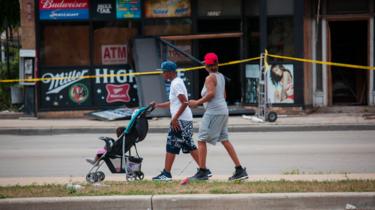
{"left": 86, "top": 104, "right": 154, "bottom": 183}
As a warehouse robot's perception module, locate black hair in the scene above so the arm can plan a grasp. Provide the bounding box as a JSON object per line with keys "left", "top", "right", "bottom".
{"left": 270, "top": 64, "right": 292, "bottom": 86}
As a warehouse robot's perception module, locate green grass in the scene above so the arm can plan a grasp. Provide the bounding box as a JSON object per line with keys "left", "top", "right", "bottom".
{"left": 1, "top": 180, "right": 375, "bottom": 198}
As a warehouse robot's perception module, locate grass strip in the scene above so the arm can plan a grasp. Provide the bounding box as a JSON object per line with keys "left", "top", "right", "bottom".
{"left": 1, "top": 180, "right": 375, "bottom": 199}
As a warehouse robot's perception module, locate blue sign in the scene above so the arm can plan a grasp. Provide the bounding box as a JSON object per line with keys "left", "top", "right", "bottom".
{"left": 116, "top": 0, "right": 141, "bottom": 19}
{"left": 40, "top": 9, "right": 89, "bottom": 20}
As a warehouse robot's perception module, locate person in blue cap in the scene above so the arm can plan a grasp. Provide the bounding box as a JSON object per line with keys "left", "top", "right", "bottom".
{"left": 152, "top": 60, "right": 211, "bottom": 181}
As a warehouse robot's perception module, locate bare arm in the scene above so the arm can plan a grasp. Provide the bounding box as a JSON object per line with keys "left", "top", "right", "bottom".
{"left": 155, "top": 101, "right": 170, "bottom": 109}
{"left": 189, "top": 74, "right": 217, "bottom": 107}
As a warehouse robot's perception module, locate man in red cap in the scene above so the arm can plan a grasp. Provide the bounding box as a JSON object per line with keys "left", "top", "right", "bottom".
{"left": 189, "top": 52, "right": 248, "bottom": 181}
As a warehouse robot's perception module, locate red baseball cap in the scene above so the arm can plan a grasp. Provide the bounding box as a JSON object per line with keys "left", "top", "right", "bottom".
{"left": 204, "top": 52, "right": 218, "bottom": 65}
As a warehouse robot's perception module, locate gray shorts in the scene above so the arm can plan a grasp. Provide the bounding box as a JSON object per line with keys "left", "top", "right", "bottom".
{"left": 197, "top": 114, "right": 229, "bottom": 145}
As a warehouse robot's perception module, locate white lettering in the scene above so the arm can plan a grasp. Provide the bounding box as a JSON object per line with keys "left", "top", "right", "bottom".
{"left": 97, "top": 4, "right": 112, "bottom": 14}
{"left": 42, "top": 69, "right": 89, "bottom": 94}
{"left": 41, "top": 0, "right": 88, "bottom": 9}
{"left": 95, "top": 68, "right": 135, "bottom": 84}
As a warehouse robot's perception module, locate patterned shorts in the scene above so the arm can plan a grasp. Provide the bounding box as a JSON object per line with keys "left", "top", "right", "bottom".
{"left": 166, "top": 120, "right": 197, "bottom": 155}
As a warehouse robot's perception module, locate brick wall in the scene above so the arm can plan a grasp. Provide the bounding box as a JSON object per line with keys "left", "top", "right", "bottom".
{"left": 19, "top": 0, "right": 35, "bottom": 49}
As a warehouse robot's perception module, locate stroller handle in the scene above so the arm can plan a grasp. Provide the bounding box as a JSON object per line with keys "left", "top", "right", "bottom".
{"left": 145, "top": 102, "right": 156, "bottom": 113}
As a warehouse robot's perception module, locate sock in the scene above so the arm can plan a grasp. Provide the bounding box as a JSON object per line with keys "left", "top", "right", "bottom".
{"left": 235, "top": 165, "right": 243, "bottom": 171}
{"left": 163, "top": 169, "right": 171, "bottom": 175}
{"left": 200, "top": 168, "right": 207, "bottom": 172}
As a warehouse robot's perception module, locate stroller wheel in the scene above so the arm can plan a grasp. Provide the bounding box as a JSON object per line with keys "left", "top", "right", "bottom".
{"left": 126, "top": 174, "right": 136, "bottom": 182}
{"left": 137, "top": 171, "right": 144, "bottom": 180}
{"left": 86, "top": 172, "right": 98, "bottom": 183}
{"left": 96, "top": 171, "right": 105, "bottom": 182}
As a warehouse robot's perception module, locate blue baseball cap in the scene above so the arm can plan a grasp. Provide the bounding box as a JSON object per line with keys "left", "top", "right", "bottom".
{"left": 160, "top": 60, "right": 177, "bottom": 72}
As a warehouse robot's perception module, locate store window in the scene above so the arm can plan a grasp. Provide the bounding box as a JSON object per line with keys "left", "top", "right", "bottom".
{"left": 267, "top": 0, "right": 294, "bottom": 15}
{"left": 143, "top": 19, "right": 192, "bottom": 36}
{"left": 245, "top": 0, "right": 260, "bottom": 16}
{"left": 267, "top": 17, "right": 294, "bottom": 60}
{"left": 198, "top": 0, "right": 241, "bottom": 17}
{"left": 93, "top": 22, "right": 139, "bottom": 66}
{"left": 40, "top": 23, "right": 90, "bottom": 67}
{"left": 247, "top": 18, "right": 260, "bottom": 58}
{"left": 327, "top": 0, "right": 368, "bottom": 14}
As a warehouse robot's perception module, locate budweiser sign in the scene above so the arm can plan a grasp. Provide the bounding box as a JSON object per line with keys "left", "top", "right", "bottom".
{"left": 39, "top": 0, "right": 88, "bottom": 10}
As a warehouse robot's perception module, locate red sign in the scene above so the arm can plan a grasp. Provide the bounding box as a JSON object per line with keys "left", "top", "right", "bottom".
{"left": 101, "top": 45, "right": 128, "bottom": 65}
{"left": 106, "top": 84, "right": 131, "bottom": 103}
{"left": 39, "top": 0, "right": 89, "bottom": 10}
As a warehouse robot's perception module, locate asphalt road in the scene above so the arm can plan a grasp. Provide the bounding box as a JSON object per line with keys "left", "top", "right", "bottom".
{"left": 0, "top": 131, "right": 374, "bottom": 178}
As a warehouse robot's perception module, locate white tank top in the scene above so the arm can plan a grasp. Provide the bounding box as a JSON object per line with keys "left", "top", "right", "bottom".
{"left": 201, "top": 73, "right": 228, "bottom": 115}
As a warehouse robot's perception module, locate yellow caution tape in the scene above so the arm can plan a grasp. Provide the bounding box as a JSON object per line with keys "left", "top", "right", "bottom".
{"left": 264, "top": 49, "right": 270, "bottom": 71}
{"left": 267, "top": 53, "right": 375, "bottom": 71}
{"left": 1, "top": 52, "right": 374, "bottom": 84}
{"left": 0, "top": 56, "right": 261, "bottom": 84}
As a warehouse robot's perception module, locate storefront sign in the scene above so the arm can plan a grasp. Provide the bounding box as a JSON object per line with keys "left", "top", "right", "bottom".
{"left": 145, "top": 0, "right": 191, "bottom": 18}
{"left": 42, "top": 69, "right": 89, "bottom": 94}
{"left": 39, "top": 0, "right": 89, "bottom": 20}
{"left": 101, "top": 45, "right": 128, "bottom": 65}
{"left": 106, "top": 84, "right": 131, "bottom": 103}
{"left": 94, "top": 67, "right": 138, "bottom": 107}
{"left": 69, "top": 83, "right": 89, "bottom": 104}
{"left": 207, "top": 10, "right": 222, "bottom": 16}
{"left": 39, "top": 67, "right": 138, "bottom": 110}
{"left": 91, "top": 0, "right": 116, "bottom": 20}
{"left": 39, "top": 68, "right": 92, "bottom": 108}
{"left": 116, "top": 0, "right": 141, "bottom": 19}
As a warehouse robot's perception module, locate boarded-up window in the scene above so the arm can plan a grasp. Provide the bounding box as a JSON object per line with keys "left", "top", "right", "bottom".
{"left": 143, "top": 19, "right": 192, "bottom": 36}
{"left": 93, "top": 22, "right": 138, "bottom": 65}
{"left": 268, "top": 17, "right": 294, "bottom": 61}
{"left": 40, "top": 23, "right": 89, "bottom": 67}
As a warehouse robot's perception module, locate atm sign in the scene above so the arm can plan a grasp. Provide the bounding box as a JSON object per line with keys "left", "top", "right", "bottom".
{"left": 101, "top": 45, "right": 128, "bottom": 65}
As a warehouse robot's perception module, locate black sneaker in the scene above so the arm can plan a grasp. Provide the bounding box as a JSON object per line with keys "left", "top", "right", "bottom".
{"left": 228, "top": 167, "right": 248, "bottom": 181}
{"left": 152, "top": 169, "right": 172, "bottom": 181}
{"left": 196, "top": 168, "right": 213, "bottom": 178}
{"left": 190, "top": 168, "right": 209, "bottom": 181}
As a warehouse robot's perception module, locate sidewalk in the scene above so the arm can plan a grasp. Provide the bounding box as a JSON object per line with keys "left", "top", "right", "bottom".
{"left": 1, "top": 112, "right": 375, "bottom": 135}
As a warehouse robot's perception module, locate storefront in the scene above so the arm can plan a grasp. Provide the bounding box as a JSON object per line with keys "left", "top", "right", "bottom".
{"left": 20, "top": 0, "right": 309, "bottom": 115}
{"left": 306, "top": 0, "right": 375, "bottom": 107}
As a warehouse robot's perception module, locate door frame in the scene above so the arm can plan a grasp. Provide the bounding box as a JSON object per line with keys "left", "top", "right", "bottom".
{"left": 325, "top": 16, "right": 371, "bottom": 106}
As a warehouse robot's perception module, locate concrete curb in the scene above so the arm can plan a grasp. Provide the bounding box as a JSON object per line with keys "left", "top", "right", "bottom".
{"left": 1, "top": 193, "right": 374, "bottom": 210}
{"left": 0, "top": 195, "right": 152, "bottom": 210}
{"left": 1, "top": 124, "right": 375, "bottom": 135}
{"left": 1, "top": 173, "right": 375, "bottom": 186}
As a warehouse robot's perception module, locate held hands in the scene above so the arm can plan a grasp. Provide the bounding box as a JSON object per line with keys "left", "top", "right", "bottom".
{"left": 150, "top": 101, "right": 160, "bottom": 109}
{"left": 149, "top": 101, "right": 156, "bottom": 108}
{"left": 188, "top": 99, "right": 199, "bottom": 108}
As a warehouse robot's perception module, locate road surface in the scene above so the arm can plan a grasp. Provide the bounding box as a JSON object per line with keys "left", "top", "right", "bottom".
{"left": 0, "top": 131, "right": 374, "bottom": 178}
